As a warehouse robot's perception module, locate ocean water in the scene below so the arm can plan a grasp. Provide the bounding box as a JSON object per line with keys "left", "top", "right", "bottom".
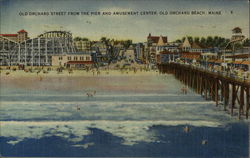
{"left": 0, "top": 73, "right": 248, "bottom": 157}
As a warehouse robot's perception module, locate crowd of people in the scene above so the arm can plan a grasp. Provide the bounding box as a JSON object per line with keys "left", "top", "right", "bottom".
{"left": 178, "top": 61, "right": 250, "bottom": 82}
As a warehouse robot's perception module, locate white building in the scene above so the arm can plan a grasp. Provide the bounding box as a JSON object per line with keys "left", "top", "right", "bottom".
{"left": 180, "top": 36, "right": 209, "bottom": 53}
{"left": 52, "top": 52, "right": 93, "bottom": 68}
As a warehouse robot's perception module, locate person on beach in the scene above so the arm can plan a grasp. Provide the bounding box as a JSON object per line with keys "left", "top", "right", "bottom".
{"left": 183, "top": 126, "right": 190, "bottom": 133}
{"left": 86, "top": 90, "right": 96, "bottom": 97}
{"left": 97, "top": 70, "right": 100, "bottom": 75}
{"left": 76, "top": 105, "right": 80, "bottom": 111}
{"left": 181, "top": 86, "right": 187, "bottom": 94}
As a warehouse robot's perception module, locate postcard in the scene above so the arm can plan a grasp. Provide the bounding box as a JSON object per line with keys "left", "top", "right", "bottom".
{"left": 0, "top": 0, "right": 249, "bottom": 157}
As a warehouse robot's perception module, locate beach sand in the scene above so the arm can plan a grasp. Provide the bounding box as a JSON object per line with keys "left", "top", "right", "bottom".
{"left": 0, "top": 69, "right": 167, "bottom": 94}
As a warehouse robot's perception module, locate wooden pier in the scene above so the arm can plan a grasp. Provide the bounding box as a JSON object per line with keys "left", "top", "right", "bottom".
{"left": 158, "top": 63, "right": 250, "bottom": 119}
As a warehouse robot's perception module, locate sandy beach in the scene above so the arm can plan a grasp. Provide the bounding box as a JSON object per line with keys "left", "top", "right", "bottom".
{"left": 0, "top": 68, "right": 167, "bottom": 94}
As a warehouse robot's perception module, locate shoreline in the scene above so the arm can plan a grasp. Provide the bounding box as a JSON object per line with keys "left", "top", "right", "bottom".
{"left": 0, "top": 69, "right": 160, "bottom": 78}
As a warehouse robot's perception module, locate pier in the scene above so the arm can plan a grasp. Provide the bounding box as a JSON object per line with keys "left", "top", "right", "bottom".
{"left": 158, "top": 63, "right": 250, "bottom": 119}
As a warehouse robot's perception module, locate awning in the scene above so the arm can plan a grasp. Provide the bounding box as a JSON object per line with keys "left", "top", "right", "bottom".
{"left": 226, "top": 54, "right": 250, "bottom": 59}
{"left": 233, "top": 61, "right": 243, "bottom": 64}
{"left": 180, "top": 55, "right": 200, "bottom": 60}
{"left": 208, "top": 59, "right": 216, "bottom": 62}
{"left": 214, "top": 60, "right": 223, "bottom": 63}
{"left": 241, "top": 60, "right": 250, "bottom": 65}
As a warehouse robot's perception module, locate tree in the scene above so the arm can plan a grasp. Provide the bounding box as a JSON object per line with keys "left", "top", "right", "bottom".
{"left": 243, "top": 38, "right": 250, "bottom": 46}
{"left": 100, "top": 37, "right": 111, "bottom": 45}
{"left": 206, "top": 36, "right": 213, "bottom": 47}
{"left": 234, "top": 43, "right": 243, "bottom": 49}
{"left": 74, "top": 37, "right": 89, "bottom": 41}
{"left": 82, "top": 38, "right": 89, "bottom": 41}
{"left": 213, "top": 36, "right": 219, "bottom": 47}
{"left": 74, "top": 37, "right": 82, "bottom": 41}
{"left": 123, "top": 40, "right": 132, "bottom": 49}
{"left": 200, "top": 37, "right": 206, "bottom": 46}
{"left": 194, "top": 37, "right": 200, "bottom": 44}
{"left": 187, "top": 36, "right": 193, "bottom": 44}
{"left": 175, "top": 39, "right": 182, "bottom": 43}
{"left": 181, "top": 37, "right": 186, "bottom": 42}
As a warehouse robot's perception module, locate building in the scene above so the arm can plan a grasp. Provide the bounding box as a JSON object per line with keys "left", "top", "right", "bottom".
{"left": 52, "top": 52, "right": 93, "bottom": 68}
{"left": 179, "top": 37, "right": 191, "bottom": 52}
{"left": 147, "top": 33, "right": 168, "bottom": 46}
{"left": 156, "top": 50, "right": 180, "bottom": 64}
{"left": 164, "top": 42, "right": 180, "bottom": 53}
{"left": 180, "top": 52, "right": 201, "bottom": 63}
{"left": 231, "top": 27, "right": 245, "bottom": 41}
{"left": 147, "top": 33, "right": 168, "bottom": 54}
{"left": 123, "top": 45, "right": 135, "bottom": 63}
{"left": 179, "top": 36, "right": 211, "bottom": 53}
{"left": 135, "top": 43, "right": 144, "bottom": 62}
{"left": 74, "top": 40, "right": 91, "bottom": 52}
{"left": 113, "top": 43, "right": 125, "bottom": 59}
{"left": 147, "top": 33, "right": 168, "bottom": 64}
{"left": 91, "top": 41, "right": 109, "bottom": 55}
{"left": 0, "top": 29, "right": 29, "bottom": 43}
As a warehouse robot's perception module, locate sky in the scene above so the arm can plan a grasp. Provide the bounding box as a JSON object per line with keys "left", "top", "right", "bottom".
{"left": 0, "top": 0, "right": 249, "bottom": 42}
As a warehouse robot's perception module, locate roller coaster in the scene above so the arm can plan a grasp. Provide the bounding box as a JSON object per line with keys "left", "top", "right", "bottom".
{"left": 0, "top": 31, "right": 76, "bottom": 66}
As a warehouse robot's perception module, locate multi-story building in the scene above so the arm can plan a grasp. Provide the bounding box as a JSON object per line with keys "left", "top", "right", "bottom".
{"left": 146, "top": 33, "right": 168, "bottom": 63}
{"left": 179, "top": 37, "right": 211, "bottom": 53}
{"left": 135, "top": 43, "right": 144, "bottom": 62}
{"left": 0, "top": 29, "right": 29, "bottom": 43}
{"left": 147, "top": 33, "right": 168, "bottom": 46}
{"left": 231, "top": 27, "right": 245, "bottom": 41}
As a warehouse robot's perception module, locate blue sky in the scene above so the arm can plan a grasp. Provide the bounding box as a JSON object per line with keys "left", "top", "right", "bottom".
{"left": 0, "top": 0, "right": 249, "bottom": 42}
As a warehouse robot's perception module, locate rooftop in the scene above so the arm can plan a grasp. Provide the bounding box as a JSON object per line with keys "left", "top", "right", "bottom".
{"left": 0, "top": 34, "right": 18, "bottom": 37}
{"left": 18, "top": 29, "right": 27, "bottom": 33}
{"left": 147, "top": 33, "right": 168, "bottom": 44}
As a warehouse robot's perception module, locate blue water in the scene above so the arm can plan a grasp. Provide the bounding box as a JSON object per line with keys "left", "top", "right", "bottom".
{"left": 1, "top": 124, "right": 248, "bottom": 157}
{"left": 0, "top": 73, "right": 248, "bottom": 157}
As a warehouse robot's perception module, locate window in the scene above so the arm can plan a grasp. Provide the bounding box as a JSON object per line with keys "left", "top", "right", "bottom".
{"left": 68, "top": 56, "right": 72, "bottom": 60}
{"left": 58, "top": 56, "right": 63, "bottom": 60}
{"left": 74, "top": 56, "right": 78, "bottom": 60}
{"left": 86, "top": 56, "right": 90, "bottom": 61}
